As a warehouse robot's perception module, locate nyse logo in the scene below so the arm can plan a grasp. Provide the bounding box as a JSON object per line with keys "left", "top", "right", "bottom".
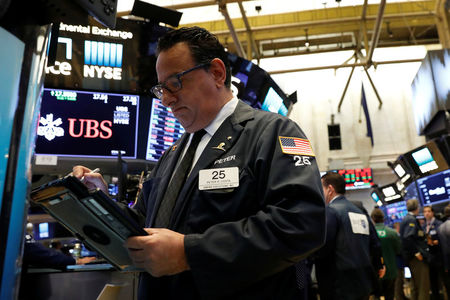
{"left": 83, "top": 40, "right": 122, "bottom": 80}
{"left": 68, "top": 118, "right": 113, "bottom": 139}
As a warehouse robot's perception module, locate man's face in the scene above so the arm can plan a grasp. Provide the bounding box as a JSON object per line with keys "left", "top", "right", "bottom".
{"left": 423, "top": 207, "right": 433, "bottom": 221}
{"left": 155, "top": 42, "right": 220, "bottom": 133}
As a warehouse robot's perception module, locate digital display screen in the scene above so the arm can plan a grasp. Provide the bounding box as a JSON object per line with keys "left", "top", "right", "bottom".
{"left": 385, "top": 201, "right": 408, "bottom": 223}
{"left": 261, "top": 87, "right": 288, "bottom": 116}
{"left": 371, "top": 191, "right": 383, "bottom": 207}
{"left": 382, "top": 186, "right": 396, "bottom": 197}
{"left": 380, "top": 183, "right": 402, "bottom": 202}
{"left": 146, "top": 98, "right": 185, "bottom": 162}
{"left": 38, "top": 223, "right": 49, "bottom": 239}
{"left": 417, "top": 169, "right": 450, "bottom": 206}
{"left": 35, "top": 88, "right": 139, "bottom": 158}
{"left": 337, "top": 168, "right": 374, "bottom": 190}
{"left": 412, "top": 147, "right": 438, "bottom": 174}
{"left": 394, "top": 163, "right": 406, "bottom": 178}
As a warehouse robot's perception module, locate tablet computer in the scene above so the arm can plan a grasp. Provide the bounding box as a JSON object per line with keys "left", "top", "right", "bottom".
{"left": 30, "top": 175, "right": 147, "bottom": 271}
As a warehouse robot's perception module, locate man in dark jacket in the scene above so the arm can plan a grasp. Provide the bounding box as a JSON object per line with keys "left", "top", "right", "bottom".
{"left": 399, "top": 199, "right": 430, "bottom": 300}
{"left": 315, "top": 172, "right": 382, "bottom": 300}
{"left": 74, "top": 26, "right": 326, "bottom": 300}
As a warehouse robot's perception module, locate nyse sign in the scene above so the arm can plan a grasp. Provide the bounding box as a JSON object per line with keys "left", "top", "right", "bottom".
{"left": 45, "top": 35, "right": 124, "bottom": 81}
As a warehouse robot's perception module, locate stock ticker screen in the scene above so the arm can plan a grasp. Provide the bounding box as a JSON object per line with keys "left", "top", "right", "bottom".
{"left": 146, "top": 98, "right": 185, "bottom": 162}
{"left": 35, "top": 88, "right": 139, "bottom": 158}
{"left": 337, "top": 168, "right": 374, "bottom": 190}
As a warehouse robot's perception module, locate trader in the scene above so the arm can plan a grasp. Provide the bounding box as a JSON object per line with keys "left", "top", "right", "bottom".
{"left": 423, "top": 205, "right": 449, "bottom": 299}
{"left": 371, "top": 208, "right": 401, "bottom": 300}
{"left": 399, "top": 199, "right": 430, "bottom": 300}
{"left": 315, "top": 172, "right": 382, "bottom": 300}
{"left": 74, "top": 26, "right": 326, "bottom": 299}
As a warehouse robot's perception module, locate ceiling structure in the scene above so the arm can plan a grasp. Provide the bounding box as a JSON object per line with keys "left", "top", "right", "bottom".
{"left": 165, "top": 1, "right": 445, "bottom": 60}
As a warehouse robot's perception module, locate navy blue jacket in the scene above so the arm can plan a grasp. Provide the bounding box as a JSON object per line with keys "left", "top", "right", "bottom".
{"left": 316, "top": 195, "right": 377, "bottom": 300}
{"left": 399, "top": 213, "right": 429, "bottom": 261}
{"left": 135, "top": 101, "right": 326, "bottom": 300}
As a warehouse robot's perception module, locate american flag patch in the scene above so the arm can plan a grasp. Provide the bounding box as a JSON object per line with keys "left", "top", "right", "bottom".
{"left": 279, "top": 136, "right": 315, "bottom": 156}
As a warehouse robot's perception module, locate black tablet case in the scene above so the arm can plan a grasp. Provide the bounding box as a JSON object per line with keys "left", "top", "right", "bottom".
{"left": 30, "top": 176, "right": 147, "bottom": 271}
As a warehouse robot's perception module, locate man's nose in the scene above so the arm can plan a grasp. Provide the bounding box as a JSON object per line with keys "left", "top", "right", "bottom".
{"left": 161, "top": 90, "right": 176, "bottom": 107}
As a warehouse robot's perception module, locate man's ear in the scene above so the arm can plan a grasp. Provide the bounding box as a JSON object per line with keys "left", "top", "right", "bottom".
{"left": 328, "top": 184, "right": 336, "bottom": 194}
{"left": 209, "top": 58, "right": 227, "bottom": 88}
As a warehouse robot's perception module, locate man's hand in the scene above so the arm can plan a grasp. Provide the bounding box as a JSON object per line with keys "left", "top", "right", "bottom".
{"left": 76, "top": 257, "right": 97, "bottom": 265}
{"left": 72, "top": 165, "right": 108, "bottom": 194}
{"left": 415, "top": 253, "right": 423, "bottom": 261}
{"left": 125, "top": 228, "right": 189, "bottom": 277}
{"left": 378, "top": 265, "right": 386, "bottom": 278}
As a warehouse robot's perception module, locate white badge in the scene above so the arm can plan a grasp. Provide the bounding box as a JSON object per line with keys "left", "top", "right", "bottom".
{"left": 348, "top": 212, "right": 370, "bottom": 235}
{"left": 199, "top": 167, "right": 239, "bottom": 190}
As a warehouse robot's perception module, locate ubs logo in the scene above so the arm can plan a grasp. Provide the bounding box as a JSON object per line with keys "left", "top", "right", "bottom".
{"left": 83, "top": 40, "right": 123, "bottom": 80}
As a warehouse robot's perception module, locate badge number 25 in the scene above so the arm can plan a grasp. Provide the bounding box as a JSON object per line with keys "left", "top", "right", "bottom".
{"left": 293, "top": 156, "right": 311, "bottom": 166}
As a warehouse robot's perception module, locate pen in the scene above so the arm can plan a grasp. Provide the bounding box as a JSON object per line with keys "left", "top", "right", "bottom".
{"left": 80, "top": 168, "right": 100, "bottom": 182}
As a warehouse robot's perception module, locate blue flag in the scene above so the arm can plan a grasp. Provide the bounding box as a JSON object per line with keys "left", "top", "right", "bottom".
{"left": 361, "top": 84, "right": 374, "bottom": 146}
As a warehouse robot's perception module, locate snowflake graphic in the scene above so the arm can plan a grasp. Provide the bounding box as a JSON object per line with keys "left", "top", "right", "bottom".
{"left": 37, "top": 113, "right": 64, "bottom": 141}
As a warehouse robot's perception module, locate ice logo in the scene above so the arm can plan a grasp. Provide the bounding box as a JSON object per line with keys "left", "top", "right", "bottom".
{"left": 37, "top": 113, "right": 64, "bottom": 141}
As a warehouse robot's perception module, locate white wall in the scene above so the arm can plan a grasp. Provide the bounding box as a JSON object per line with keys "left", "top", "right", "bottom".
{"left": 257, "top": 45, "right": 443, "bottom": 172}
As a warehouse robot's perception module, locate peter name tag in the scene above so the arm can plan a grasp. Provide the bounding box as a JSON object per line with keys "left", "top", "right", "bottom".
{"left": 199, "top": 167, "right": 239, "bottom": 190}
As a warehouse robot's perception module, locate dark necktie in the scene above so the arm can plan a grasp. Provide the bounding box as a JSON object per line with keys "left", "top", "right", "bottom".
{"left": 154, "top": 129, "right": 206, "bottom": 228}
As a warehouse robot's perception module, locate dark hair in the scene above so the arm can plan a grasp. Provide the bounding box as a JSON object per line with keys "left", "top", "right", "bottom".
{"left": 406, "top": 199, "right": 419, "bottom": 212}
{"left": 371, "top": 208, "right": 385, "bottom": 223}
{"left": 321, "top": 172, "right": 346, "bottom": 194}
{"left": 157, "top": 26, "right": 231, "bottom": 88}
{"left": 423, "top": 205, "right": 434, "bottom": 213}
{"left": 444, "top": 204, "right": 450, "bottom": 218}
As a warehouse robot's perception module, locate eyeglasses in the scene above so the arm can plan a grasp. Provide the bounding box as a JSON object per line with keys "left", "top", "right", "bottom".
{"left": 151, "top": 63, "right": 210, "bottom": 99}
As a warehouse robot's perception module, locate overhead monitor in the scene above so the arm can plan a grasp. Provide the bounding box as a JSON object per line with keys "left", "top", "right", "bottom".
{"left": 417, "top": 169, "right": 450, "bottom": 206}
{"left": 261, "top": 87, "right": 288, "bottom": 116}
{"left": 145, "top": 98, "right": 185, "bottom": 162}
{"left": 228, "top": 53, "right": 291, "bottom": 115}
{"left": 404, "top": 140, "right": 449, "bottom": 177}
{"left": 380, "top": 183, "right": 403, "bottom": 203}
{"left": 336, "top": 168, "right": 374, "bottom": 190}
{"left": 411, "top": 147, "right": 438, "bottom": 174}
{"left": 370, "top": 191, "right": 383, "bottom": 207}
{"left": 35, "top": 87, "right": 139, "bottom": 159}
{"left": 411, "top": 49, "right": 450, "bottom": 136}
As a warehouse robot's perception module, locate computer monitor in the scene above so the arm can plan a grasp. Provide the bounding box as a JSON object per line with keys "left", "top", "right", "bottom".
{"left": 261, "top": 87, "right": 288, "bottom": 116}
{"left": 35, "top": 87, "right": 139, "bottom": 159}
{"left": 416, "top": 169, "right": 450, "bottom": 206}
{"left": 380, "top": 183, "right": 403, "bottom": 203}
{"left": 404, "top": 140, "right": 449, "bottom": 177}
{"left": 145, "top": 98, "right": 185, "bottom": 162}
{"left": 370, "top": 191, "right": 383, "bottom": 207}
{"left": 385, "top": 200, "right": 408, "bottom": 224}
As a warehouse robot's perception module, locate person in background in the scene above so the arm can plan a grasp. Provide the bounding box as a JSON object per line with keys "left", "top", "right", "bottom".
{"left": 22, "top": 222, "right": 95, "bottom": 268}
{"left": 371, "top": 208, "right": 401, "bottom": 300}
{"left": 74, "top": 26, "right": 326, "bottom": 300}
{"left": 437, "top": 204, "right": 450, "bottom": 297}
{"left": 19, "top": 223, "right": 96, "bottom": 299}
{"left": 399, "top": 199, "right": 430, "bottom": 300}
{"left": 315, "top": 172, "right": 383, "bottom": 300}
{"left": 423, "top": 205, "right": 449, "bottom": 299}
{"left": 392, "top": 222, "right": 408, "bottom": 300}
